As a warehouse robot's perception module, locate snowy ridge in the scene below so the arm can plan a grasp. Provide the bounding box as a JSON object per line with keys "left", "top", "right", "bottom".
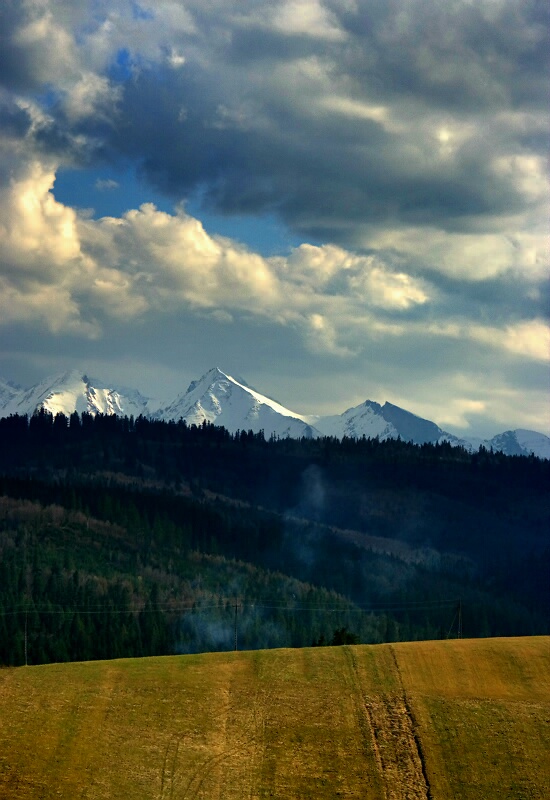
{"left": 0, "top": 378, "right": 22, "bottom": 410}
{"left": 313, "top": 399, "right": 469, "bottom": 448}
{"left": 0, "top": 370, "right": 151, "bottom": 419}
{"left": 308, "top": 398, "right": 550, "bottom": 458}
{"left": 483, "top": 429, "right": 550, "bottom": 461}
{"left": 156, "top": 368, "right": 319, "bottom": 439}
{"left": 0, "top": 367, "right": 548, "bottom": 458}
{"left": 311, "top": 401, "right": 396, "bottom": 440}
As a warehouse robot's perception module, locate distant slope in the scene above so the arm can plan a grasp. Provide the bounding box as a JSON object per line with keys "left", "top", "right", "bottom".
{"left": 0, "top": 637, "right": 548, "bottom": 799}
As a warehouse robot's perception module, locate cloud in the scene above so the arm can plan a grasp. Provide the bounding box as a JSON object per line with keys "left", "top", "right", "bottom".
{"left": 0, "top": 150, "right": 545, "bottom": 376}
{"left": 0, "top": 2, "right": 75, "bottom": 91}
{"left": 98, "top": 1, "right": 547, "bottom": 229}
{"left": 471, "top": 320, "right": 550, "bottom": 363}
{"left": 0, "top": 158, "right": 81, "bottom": 274}
{"left": 0, "top": 1, "right": 548, "bottom": 436}
{"left": 366, "top": 223, "right": 549, "bottom": 282}
{"left": 3, "top": 2, "right": 547, "bottom": 257}
{"left": 269, "top": 0, "right": 347, "bottom": 41}
{"left": 63, "top": 71, "right": 121, "bottom": 122}
{"left": 95, "top": 178, "right": 119, "bottom": 191}
{"left": 166, "top": 48, "right": 186, "bottom": 69}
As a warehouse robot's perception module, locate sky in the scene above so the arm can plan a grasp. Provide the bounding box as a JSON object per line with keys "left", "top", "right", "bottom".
{"left": 0, "top": 0, "right": 548, "bottom": 437}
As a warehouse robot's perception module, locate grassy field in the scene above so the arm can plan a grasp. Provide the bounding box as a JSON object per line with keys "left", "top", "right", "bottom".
{"left": 0, "top": 637, "right": 548, "bottom": 799}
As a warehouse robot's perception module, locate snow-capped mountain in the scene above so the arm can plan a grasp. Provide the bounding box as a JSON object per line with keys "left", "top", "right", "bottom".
{"left": 312, "top": 399, "right": 461, "bottom": 445}
{"left": 312, "top": 399, "right": 550, "bottom": 457}
{"left": 0, "top": 370, "right": 152, "bottom": 419}
{"left": 0, "top": 367, "right": 548, "bottom": 459}
{"left": 483, "top": 429, "right": 550, "bottom": 461}
{"left": 155, "top": 367, "right": 319, "bottom": 439}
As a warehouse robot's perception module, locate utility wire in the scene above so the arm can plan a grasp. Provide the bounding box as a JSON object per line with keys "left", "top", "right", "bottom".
{"left": 0, "top": 598, "right": 460, "bottom": 617}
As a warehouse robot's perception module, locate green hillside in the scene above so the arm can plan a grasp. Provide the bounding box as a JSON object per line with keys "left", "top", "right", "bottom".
{"left": 0, "top": 636, "right": 548, "bottom": 799}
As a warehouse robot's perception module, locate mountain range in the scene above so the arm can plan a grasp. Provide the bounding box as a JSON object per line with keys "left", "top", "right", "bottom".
{"left": 1, "top": 367, "right": 548, "bottom": 459}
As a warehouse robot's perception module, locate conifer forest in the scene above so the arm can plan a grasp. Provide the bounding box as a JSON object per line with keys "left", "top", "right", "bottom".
{"left": 0, "top": 411, "right": 548, "bottom": 665}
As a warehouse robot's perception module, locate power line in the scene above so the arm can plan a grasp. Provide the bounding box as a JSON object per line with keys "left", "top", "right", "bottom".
{"left": 3, "top": 596, "right": 463, "bottom": 665}
{"left": 0, "top": 597, "right": 460, "bottom": 617}
{"left": 445, "top": 600, "right": 463, "bottom": 639}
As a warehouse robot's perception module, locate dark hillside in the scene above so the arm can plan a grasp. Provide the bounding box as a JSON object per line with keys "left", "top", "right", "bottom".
{"left": 0, "top": 412, "right": 548, "bottom": 665}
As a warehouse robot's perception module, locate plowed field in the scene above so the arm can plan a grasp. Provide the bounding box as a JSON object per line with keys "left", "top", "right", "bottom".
{"left": 0, "top": 637, "right": 548, "bottom": 799}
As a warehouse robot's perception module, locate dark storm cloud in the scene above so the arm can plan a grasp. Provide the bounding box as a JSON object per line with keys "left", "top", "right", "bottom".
{"left": 108, "top": 66, "right": 240, "bottom": 195}
{"left": 227, "top": 25, "right": 324, "bottom": 63}
{"left": 2, "top": 1, "right": 546, "bottom": 243}
{"left": 56, "top": 0, "right": 541, "bottom": 246}
{"left": 422, "top": 269, "right": 550, "bottom": 326}
{"left": 0, "top": 99, "right": 33, "bottom": 138}
{"left": 0, "top": 1, "right": 90, "bottom": 93}
{"left": 221, "top": 0, "right": 548, "bottom": 110}
{"left": 102, "top": 70, "right": 515, "bottom": 242}
{"left": 0, "top": 2, "right": 39, "bottom": 91}
{"left": 333, "top": 0, "right": 549, "bottom": 108}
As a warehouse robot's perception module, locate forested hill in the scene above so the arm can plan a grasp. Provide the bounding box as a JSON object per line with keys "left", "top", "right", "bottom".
{"left": 0, "top": 411, "right": 548, "bottom": 666}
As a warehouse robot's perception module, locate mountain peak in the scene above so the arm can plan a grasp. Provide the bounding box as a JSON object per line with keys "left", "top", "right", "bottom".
{"left": 157, "top": 367, "right": 319, "bottom": 438}
{"left": 185, "top": 366, "right": 229, "bottom": 394}
{"left": 0, "top": 367, "right": 548, "bottom": 458}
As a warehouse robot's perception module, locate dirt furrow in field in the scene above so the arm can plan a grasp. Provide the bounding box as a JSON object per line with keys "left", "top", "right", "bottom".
{"left": 345, "top": 647, "right": 430, "bottom": 800}
{"left": 389, "top": 646, "right": 434, "bottom": 800}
